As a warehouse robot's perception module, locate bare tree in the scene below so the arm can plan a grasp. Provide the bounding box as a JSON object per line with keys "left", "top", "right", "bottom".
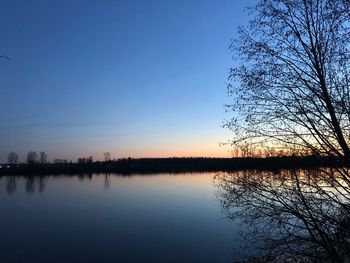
{"left": 103, "top": 152, "right": 111, "bottom": 162}
{"left": 39, "top": 151, "right": 47, "bottom": 164}
{"left": 226, "top": 0, "right": 350, "bottom": 160}
{"left": 7, "top": 152, "right": 18, "bottom": 164}
{"left": 77, "top": 156, "right": 93, "bottom": 164}
{"left": 26, "top": 151, "right": 38, "bottom": 164}
{"left": 77, "top": 158, "right": 86, "bottom": 164}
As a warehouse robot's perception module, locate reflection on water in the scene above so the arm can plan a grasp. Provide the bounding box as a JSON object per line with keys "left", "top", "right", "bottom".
{"left": 0, "top": 173, "right": 238, "bottom": 263}
{"left": 104, "top": 174, "right": 111, "bottom": 189}
{"left": 4, "top": 174, "right": 111, "bottom": 194}
{"left": 214, "top": 168, "right": 350, "bottom": 262}
{"left": 6, "top": 176, "right": 16, "bottom": 194}
{"left": 2, "top": 169, "right": 348, "bottom": 262}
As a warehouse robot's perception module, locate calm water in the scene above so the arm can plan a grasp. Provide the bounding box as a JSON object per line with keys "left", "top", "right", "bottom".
{"left": 0, "top": 173, "right": 245, "bottom": 263}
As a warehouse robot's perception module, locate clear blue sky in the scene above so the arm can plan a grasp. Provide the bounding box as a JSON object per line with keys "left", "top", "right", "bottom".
{"left": 0, "top": 0, "right": 253, "bottom": 162}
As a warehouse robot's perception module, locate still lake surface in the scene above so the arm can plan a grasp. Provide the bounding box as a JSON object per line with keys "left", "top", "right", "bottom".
{"left": 0, "top": 173, "right": 247, "bottom": 263}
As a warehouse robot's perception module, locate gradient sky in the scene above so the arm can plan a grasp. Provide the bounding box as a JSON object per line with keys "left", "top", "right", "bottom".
{"left": 0, "top": 0, "right": 253, "bottom": 162}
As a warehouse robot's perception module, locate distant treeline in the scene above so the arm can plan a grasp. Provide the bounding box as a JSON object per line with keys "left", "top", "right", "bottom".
{"left": 0, "top": 156, "right": 347, "bottom": 176}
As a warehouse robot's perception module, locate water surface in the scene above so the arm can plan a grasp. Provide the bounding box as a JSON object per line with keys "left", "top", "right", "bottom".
{"left": 0, "top": 173, "right": 243, "bottom": 263}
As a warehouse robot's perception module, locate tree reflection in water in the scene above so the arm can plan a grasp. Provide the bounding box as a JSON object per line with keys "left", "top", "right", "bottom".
{"left": 25, "top": 176, "right": 46, "bottom": 193}
{"left": 214, "top": 168, "right": 350, "bottom": 262}
{"left": 104, "top": 173, "right": 111, "bottom": 189}
{"left": 6, "top": 176, "right": 16, "bottom": 194}
{"left": 3, "top": 174, "right": 112, "bottom": 194}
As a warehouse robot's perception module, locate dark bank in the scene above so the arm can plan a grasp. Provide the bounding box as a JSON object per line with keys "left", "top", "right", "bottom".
{"left": 0, "top": 156, "right": 346, "bottom": 176}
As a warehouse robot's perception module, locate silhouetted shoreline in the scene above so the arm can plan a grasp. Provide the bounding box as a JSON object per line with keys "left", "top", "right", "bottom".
{"left": 0, "top": 156, "right": 347, "bottom": 176}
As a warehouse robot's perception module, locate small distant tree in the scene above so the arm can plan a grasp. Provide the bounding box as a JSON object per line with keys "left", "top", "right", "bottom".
{"left": 26, "top": 151, "right": 38, "bottom": 164}
{"left": 103, "top": 152, "right": 111, "bottom": 162}
{"left": 78, "top": 157, "right": 93, "bottom": 164}
{"left": 7, "top": 152, "right": 18, "bottom": 164}
{"left": 39, "top": 152, "right": 47, "bottom": 164}
{"left": 77, "top": 158, "right": 86, "bottom": 164}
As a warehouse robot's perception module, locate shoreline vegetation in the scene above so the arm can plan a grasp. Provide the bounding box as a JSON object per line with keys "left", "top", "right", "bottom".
{"left": 0, "top": 156, "right": 348, "bottom": 176}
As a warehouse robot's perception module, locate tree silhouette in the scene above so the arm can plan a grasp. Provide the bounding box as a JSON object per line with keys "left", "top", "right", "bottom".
{"left": 39, "top": 151, "right": 47, "bottom": 164}
{"left": 26, "top": 151, "right": 38, "bottom": 164}
{"left": 103, "top": 152, "right": 111, "bottom": 162}
{"left": 7, "top": 152, "right": 18, "bottom": 164}
{"left": 226, "top": 0, "right": 350, "bottom": 160}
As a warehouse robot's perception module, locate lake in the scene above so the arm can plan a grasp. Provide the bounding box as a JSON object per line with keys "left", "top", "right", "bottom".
{"left": 0, "top": 173, "right": 248, "bottom": 263}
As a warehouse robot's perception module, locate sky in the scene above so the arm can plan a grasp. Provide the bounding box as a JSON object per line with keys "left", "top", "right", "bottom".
{"left": 0, "top": 0, "right": 253, "bottom": 162}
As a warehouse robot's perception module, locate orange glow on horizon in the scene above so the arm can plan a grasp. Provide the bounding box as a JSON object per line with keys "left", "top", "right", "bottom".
{"left": 111, "top": 144, "right": 231, "bottom": 159}
{"left": 80, "top": 144, "right": 232, "bottom": 162}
